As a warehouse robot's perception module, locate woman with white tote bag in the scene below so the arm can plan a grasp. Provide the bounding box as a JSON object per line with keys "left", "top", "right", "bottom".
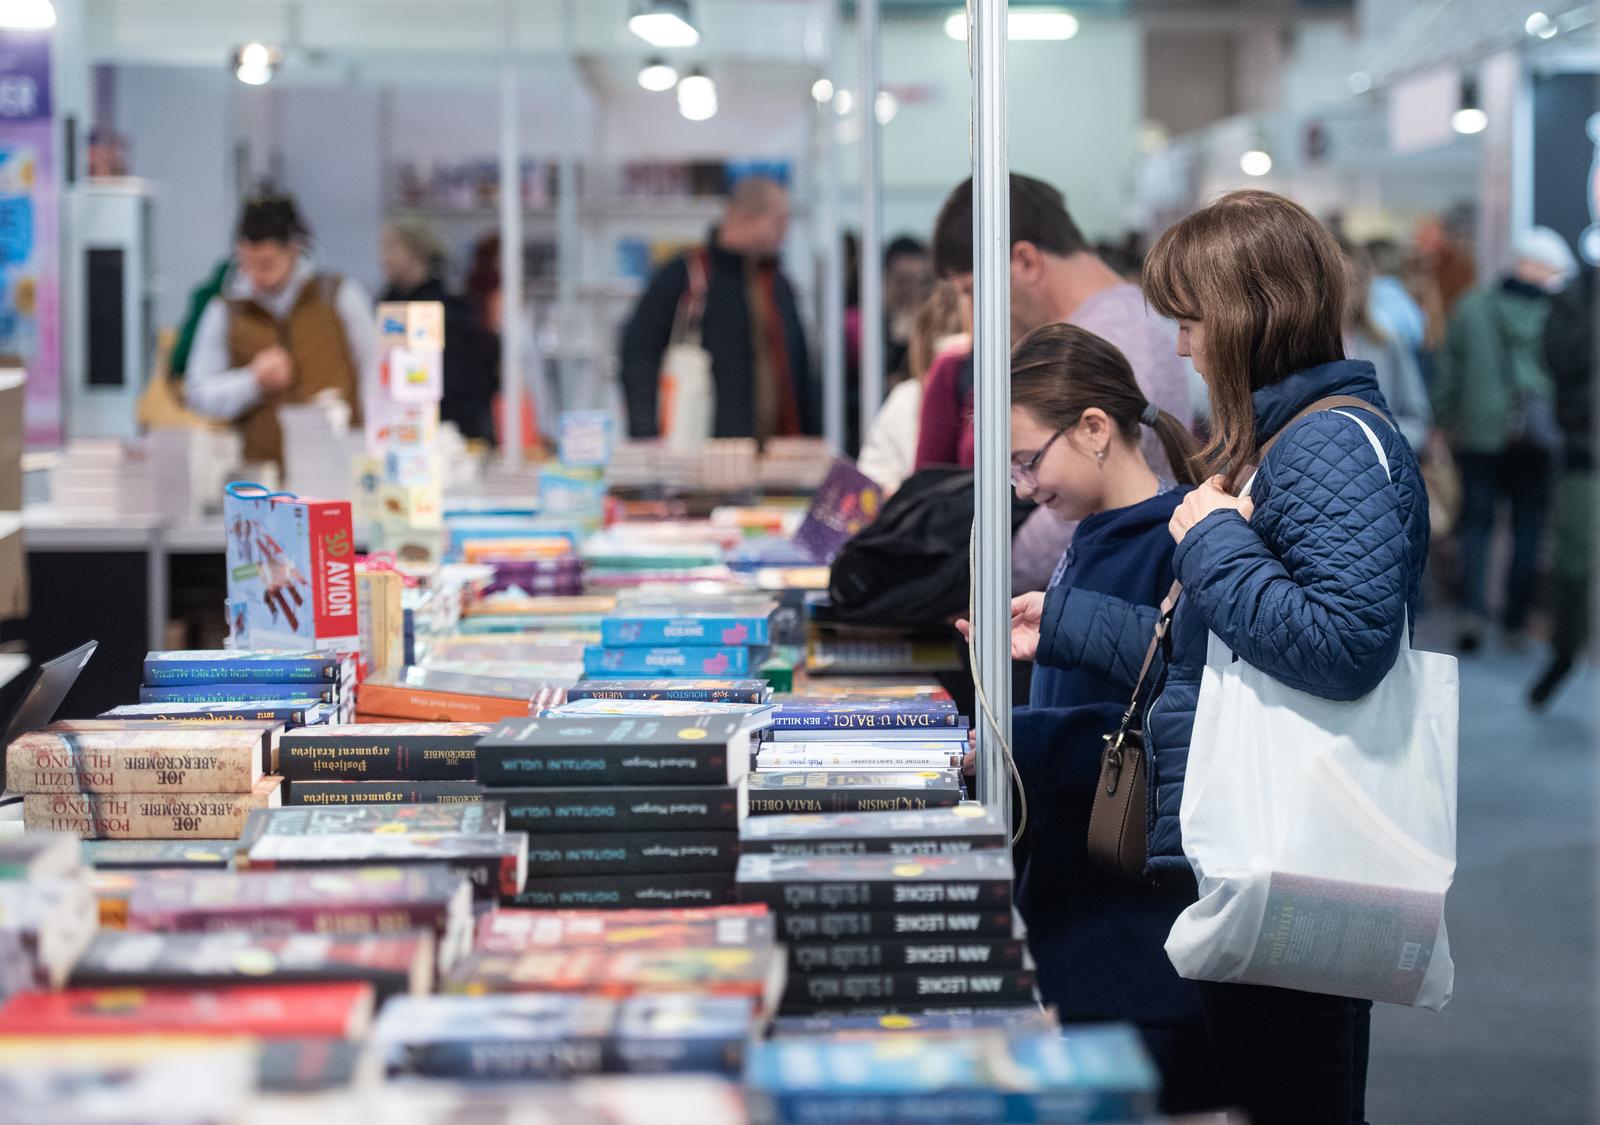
{"left": 1012, "top": 191, "right": 1450, "bottom": 1125}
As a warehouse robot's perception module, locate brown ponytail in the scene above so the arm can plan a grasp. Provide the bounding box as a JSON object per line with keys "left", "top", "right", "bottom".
{"left": 1011, "top": 323, "right": 1202, "bottom": 486}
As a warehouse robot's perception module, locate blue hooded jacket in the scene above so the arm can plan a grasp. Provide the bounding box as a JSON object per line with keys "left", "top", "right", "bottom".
{"left": 1034, "top": 360, "right": 1430, "bottom": 882}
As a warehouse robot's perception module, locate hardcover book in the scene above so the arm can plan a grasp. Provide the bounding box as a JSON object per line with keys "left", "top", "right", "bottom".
{"left": 522, "top": 832, "right": 739, "bottom": 878}
{"left": 140, "top": 683, "right": 339, "bottom": 705}
{"left": 498, "top": 784, "right": 745, "bottom": 834}
{"left": 477, "top": 716, "right": 748, "bottom": 788}
{"left": 23, "top": 777, "right": 283, "bottom": 839}
{"left": 286, "top": 780, "right": 483, "bottom": 806}
{"left": 0, "top": 982, "right": 375, "bottom": 1039}
{"left": 502, "top": 872, "right": 738, "bottom": 912}
{"left": 735, "top": 852, "right": 1014, "bottom": 913}
{"left": 277, "top": 723, "right": 488, "bottom": 782}
{"left": 567, "top": 679, "right": 772, "bottom": 704}
{"left": 746, "top": 770, "right": 963, "bottom": 816}
{"left": 101, "top": 700, "right": 330, "bottom": 726}
{"left": 600, "top": 612, "right": 774, "bottom": 648}
{"left": 583, "top": 645, "right": 757, "bottom": 679}
{"left": 142, "top": 650, "right": 347, "bottom": 686}
{"left": 7, "top": 728, "right": 271, "bottom": 794}
{"left": 739, "top": 806, "right": 1008, "bottom": 858}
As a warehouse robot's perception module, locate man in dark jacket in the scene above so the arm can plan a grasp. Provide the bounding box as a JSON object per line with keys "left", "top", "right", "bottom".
{"left": 619, "top": 176, "right": 816, "bottom": 442}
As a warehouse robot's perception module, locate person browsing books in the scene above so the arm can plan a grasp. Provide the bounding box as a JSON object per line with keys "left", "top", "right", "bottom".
{"left": 1003, "top": 191, "right": 1431, "bottom": 1125}
{"left": 957, "top": 324, "right": 1217, "bottom": 1114}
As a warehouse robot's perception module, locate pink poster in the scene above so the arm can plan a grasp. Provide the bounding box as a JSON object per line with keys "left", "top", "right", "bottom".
{"left": 0, "top": 30, "right": 57, "bottom": 447}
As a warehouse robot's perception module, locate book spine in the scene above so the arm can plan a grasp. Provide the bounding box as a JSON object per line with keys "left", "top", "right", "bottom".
{"left": 770, "top": 910, "right": 1014, "bottom": 942}
{"left": 601, "top": 617, "right": 772, "bottom": 647}
{"left": 502, "top": 872, "right": 737, "bottom": 911}
{"left": 309, "top": 499, "right": 360, "bottom": 644}
{"left": 6, "top": 741, "right": 258, "bottom": 794}
{"left": 142, "top": 658, "right": 342, "bottom": 685}
{"left": 755, "top": 753, "right": 962, "bottom": 770}
{"left": 141, "top": 684, "right": 336, "bottom": 704}
{"left": 583, "top": 646, "right": 752, "bottom": 678}
{"left": 769, "top": 711, "right": 964, "bottom": 730}
{"left": 500, "top": 787, "right": 742, "bottom": 833}
{"left": 477, "top": 748, "right": 733, "bottom": 788}
{"left": 386, "top": 1037, "right": 614, "bottom": 1081}
{"left": 748, "top": 789, "right": 961, "bottom": 816}
{"left": 523, "top": 832, "right": 739, "bottom": 877}
{"left": 615, "top": 1035, "right": 745, "bottom": 1078}
{"left": 278, "top": 737, "right": 479, "bottom": 781}
{"left": 355, "top": 684, "right": 531, "bottom": 724}
{"left": 106, "top": 707, "right": 314, "bottom": 725}
{"left": 780, "top": 969, "right": 1037, "bottom": 1012}
{"left": 740, "top": 877, "right": 1011, "bottom": 913}
{"left": 68, "top": 959, "right": 416, "bottom": 1002}
{"left": 743, "top": 837, "right": 1001, "bottom": 859}
{"left": 787, "top": 938, "right": 1027, "bottom": 974}
{"left": 566, "top": 686, "right": 768, "bottom": 704}
{"left": 126, "top": 902, "right": 448, "bottom": 937}
{"left": 25, "top": 790, "right": 275, "bottom": 839}
{"left": 285, "top": 780, "right": 484, "bottom": 805}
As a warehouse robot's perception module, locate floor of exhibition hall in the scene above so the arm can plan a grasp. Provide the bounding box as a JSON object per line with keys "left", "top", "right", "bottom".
{"left": 1366, "top": 620, "right": 1596, "bottom": 1124}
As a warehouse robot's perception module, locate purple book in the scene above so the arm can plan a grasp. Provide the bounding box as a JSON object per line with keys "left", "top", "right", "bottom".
{"left": 792, "top": 459, "right": 885, "bottom": 564}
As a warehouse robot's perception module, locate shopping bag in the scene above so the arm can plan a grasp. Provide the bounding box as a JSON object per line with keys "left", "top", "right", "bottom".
{"left": 223, "top": 482, "right": 360, "bottom": 653}
{"left": 659, "top": 248, "right": 713, "bottom": 452}
{"left": 1164, "top": 411, "right": 1459, "bottom": 1010}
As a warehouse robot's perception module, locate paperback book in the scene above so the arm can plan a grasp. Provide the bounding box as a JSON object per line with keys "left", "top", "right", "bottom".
{"left": 739, "top": 806, "right": 1007, "bottom": 858}
{"left": 142, "top": 650, "right": 348, "bottom": 686}
{"left": 781, "top": 968, "right": 1038, "bottom": 1012}
{"left": 277, "top": 723, "right": 488, "bottom": 782}
{"left": 498, "top": 784, "right": 745, "bottom": 834}
{"left": 767, "top": 701, "right": 964, "bottom": 731}
{"left": 140, "top": 683, "right": 339, "bottom": 706}
{"left": 477, "top": 716, "right": 748, "bottom": 788}
{"left": 502, "top": 871, "right": 737, "bottom": 911}
{"left": 476, "top": 908, "right": 774, "bottom": 954}
{"left": 735, "top": 852, "right": 1014, "bottom": 913}
{"left": 101, "top": 700, "right": 331, "bottom": 726}
{"left": 0, "top": 982, "right": 376, "bottom": 1039}
{"left": 567, "top": 679, "right": 772, "bottom": 704}
{"left": 286, "top": 780, "right": 483, "bottom": 805}
{"left": 583, "top": 645, "right": 758, "bottom": 679}
{"left": 746, "top": 770, "right": 963, "bottom": 815}
{"left": 522, "top": 832, "right": 739, "bottom": 878}
{"left": 600, "top": 612, "right": 774, "bottom": 648}
{"left": 79, "top": 840, "right": 240, "bottom": 870}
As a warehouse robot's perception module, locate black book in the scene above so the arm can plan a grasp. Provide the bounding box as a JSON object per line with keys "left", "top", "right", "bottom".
{"left": 781, "top": 968, "right": 1038, "bottom": 1012}
{"left": 524, "top": 831, "right": 739, "bottom": 878}
{"left": 286, "top": 780, "right": 483, "bottom": 806}
{"left": 772, "top": 908, "right": 1015, "bottom": 942}
{"left": 739, "top": 806, "right": 1006, "bottom": 857}
{"left": 787, "top": 935, "right": 1027, "bottom": 975}
{"left": 503, "top": 871, "right": 737, "bottom": 911}
{"left": 477, "top": 715, "right": 748, "bottom": 788}
{"left": 277, "top": 723, "right": 486, "bottom": 782}
{"left": 256, "top": 1039, "right": 363, "bottom": 1094}
{"left": 746, "top": 770, "right": 962, "bottom": 816}
{"left": 67, "top": 929, "right": 435, "bottom": 1001}
{"left": 499, "top": 784, "right": 745, "bottom": 833}
{"left": 80, "top": 840, "right": 241, "bottom": 870}
{"left": 735, "top": 852, "right": 1013, "bottom": 913}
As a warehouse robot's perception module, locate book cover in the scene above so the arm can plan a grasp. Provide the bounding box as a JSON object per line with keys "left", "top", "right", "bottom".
{"left": 0, "top": 981, "right": 374, "bottom": 1039}
{"left": 786, "top": 936, "right": 1027, "bottom": 974}
{"left": 23, "top": 777, "right": 283, "bottom": 839}
{"left": 286, "top": 780, "right": 483, "bottom": 806}
{"left": 747, "top": 770, "right": 963, "bottom": 816}
{"left": 67, "top": 929, "right": 434, "bottom": 1001}
{"left": 477, "top": 716, "right": 747, "bottom": 788}
{"left": 142, "top": 650, "right": 346, "bottom": 686}
{"left": 523, "top": 832, "right": 739, "bottom": 878}
{"left": 476, "top": 909, "right": 774, "bottom": 954}
{"left": 792, "top": 458, "right": 883, "bottom": 564}
{"left": 101, "top": 700, "right": 330, "bottom": 726}
{"left": 740, "top": 806, "right": 1007, "bottom": 858}
{"left": 278, "top": 723, "right": 488, "bottom": 782}
{"left": 768, "top": 701, "right": 964, "bottom": 731}
{"left": 583, "top": 646, "right": 755, "bottom": 679}
{"left": 735, "top": 852, "right": 1014, "bottom": 913}
{"left": 446, "top": 945, "right": 785, "bottom": 1014}
{"left": 374, "top": 993, "right": 618, "bottom": 1080}
{"left": 502, "top": 872, "right": 738, "bottom": 912}
{"left": 600, "top": 614, "right": 773, "bottom": 649}
{"left": 567, "top": 679, "right": 772, "bottom": 704}
{"left": 356, "top": 681, "right": 534, "bottom": 724}
{"left": 80, "top": 840, "right": 240, "bottom": 870}
{"left": 141, "top": 683, "right": 338, "bottom": 705}
{"left": 499, "top": 784, "right": 745, "bottom": 834}
{"left": 781, "top": 968, "right": 1038, "bottom": 1011}
{"left": 773, "top": 908, "right": 1016, "bottom": 942}
{"left": 7, "top": 728, "right": 268, "bottom": 794}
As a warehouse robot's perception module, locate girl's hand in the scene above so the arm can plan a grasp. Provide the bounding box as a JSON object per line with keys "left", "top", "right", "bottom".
{"left": 956, "top": 592, "right": 1045, "bottom": 661}
{"left": 1169, "top": 476, "right": 1255, "bottom": 545}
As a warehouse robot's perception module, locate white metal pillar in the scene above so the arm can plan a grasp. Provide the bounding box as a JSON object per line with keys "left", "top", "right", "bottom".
{"left": 856, "top": 0, "right": 884, "bottom": 448}
{"left": 819, "top": 1, "right": 846, "bottom": 454}
{"left": 972, "top": 0, "right": 1012, "bottom": 821}
{"left": 556, "top": 0, "right": 580, "bottom": 419}
{"left": 498, "top": 0, "right": 524, "bottom": 467}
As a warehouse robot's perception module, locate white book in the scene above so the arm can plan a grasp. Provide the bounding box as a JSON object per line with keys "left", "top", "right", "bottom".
{"left": 763, "top": 727, "right": 968, "bottom": 744}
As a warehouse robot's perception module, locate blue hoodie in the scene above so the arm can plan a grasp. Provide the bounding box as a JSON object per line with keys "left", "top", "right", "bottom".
{"left": 1035, "top": 360, "right": 1430, "bottom": 882}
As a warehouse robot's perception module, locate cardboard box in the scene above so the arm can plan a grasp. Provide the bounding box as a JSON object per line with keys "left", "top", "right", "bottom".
{"left": 0, "top": 371, "right": 23, "bottom": 511}
{"left": 0, "top": 514, "right": 28, "bottom": 622}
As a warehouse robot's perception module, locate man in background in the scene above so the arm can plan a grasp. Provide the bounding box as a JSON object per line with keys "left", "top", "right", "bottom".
{"left": 619, "top": 176, "right": 816, "bottom": 443}
{"left": 185, "top": 193, "right": 377, "bottom": 468}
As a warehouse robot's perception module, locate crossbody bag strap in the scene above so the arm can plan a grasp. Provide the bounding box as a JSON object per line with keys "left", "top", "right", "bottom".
{"left": 667, "top": 248, "right": 712, "bottom": 349}
{"left": 1254, "top": 395, "right": 1392, "bottom": 464}
{"left": 1115, "top": 578, "right": 1184, "bottom": 731}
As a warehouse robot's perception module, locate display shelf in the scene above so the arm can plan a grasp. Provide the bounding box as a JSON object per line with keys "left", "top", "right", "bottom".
{"left": 21, "top": 506, "right": 164, "bottom": 551}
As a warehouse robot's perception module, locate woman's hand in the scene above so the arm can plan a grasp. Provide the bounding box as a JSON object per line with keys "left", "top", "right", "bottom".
{"left": 956, "top": 592, "right": 1046, "bottom": 661}
{"left": 1169, "top": 476, "right": 1254, "bottom": 545}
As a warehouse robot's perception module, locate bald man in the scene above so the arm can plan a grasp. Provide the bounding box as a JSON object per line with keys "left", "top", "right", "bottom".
{"left": 619, "top": 176, "right": 816, "bottom": 442}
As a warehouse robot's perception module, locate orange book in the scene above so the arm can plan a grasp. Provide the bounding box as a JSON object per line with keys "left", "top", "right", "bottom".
{"left": 463, "top": 539, "right": 573, "bottom": 564}
{"left": 0, "top": 982, "right": 374, "bottom": 1039}
{"left": 356, "top": 682, "right": 533, "bottom": 724}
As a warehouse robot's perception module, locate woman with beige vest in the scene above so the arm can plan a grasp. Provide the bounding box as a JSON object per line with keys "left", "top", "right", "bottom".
{"left": 185, "top": 193, "right": 378, "bottom": 468}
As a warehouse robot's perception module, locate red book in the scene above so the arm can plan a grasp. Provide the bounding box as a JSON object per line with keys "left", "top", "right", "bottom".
{"left": 0, "top": 982, "right": 374, "bottom": 1039}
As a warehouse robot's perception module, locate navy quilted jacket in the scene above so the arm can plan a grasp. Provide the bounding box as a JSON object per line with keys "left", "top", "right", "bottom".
{"left": 1035, "top": 360, "right": 1430, "bottom": 882}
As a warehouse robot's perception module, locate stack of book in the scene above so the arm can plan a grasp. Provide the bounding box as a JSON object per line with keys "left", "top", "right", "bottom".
{"left": 567, "top": 678, "right": 773, "bottom": 705}
{"left": 583, "top": 601, "right": 777, "bottom": 681}
{"left": 139, "top": 650, "right": 356, "bottom": 724}
{"left": 475, "top": 714, "right": 751, "bottom": 910}
{"left": 754, "top": 697, "right": 968, "bottom": 773}
{"left": 459, "top": 594, "right": 612, "bottom": 637}
{"left": 277, "top": 722, "right": 487, "bottom": 805}
{"left": 7, "top": 720, "right": 284, "bottom": 839}
{"left": 736, "top": 819, "right": 1036, "bottom": 1016}
{"left": 0, "top": 834, "right": 97, "bottom": 999}
{"left": 236, "top": 802, "right": 527, "bottom": 905}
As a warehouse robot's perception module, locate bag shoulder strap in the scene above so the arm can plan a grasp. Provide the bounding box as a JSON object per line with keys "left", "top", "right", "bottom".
{"left": 1116, "top": 578, "right": 1183, "bottom": 733}
{"left": 668, "top": 248, "right": 712, "bottom": 349}
{"left": 1255, "top": 395, "right": 1392, "bottom": 463}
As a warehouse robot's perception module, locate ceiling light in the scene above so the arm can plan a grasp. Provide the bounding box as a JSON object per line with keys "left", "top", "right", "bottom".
{"left": 875, "top": 90, "right": 899, "bottom": 125}
{"left": 811, "top": 78, "right": 834, "bottom": 105}
{"left": 0, "top": 0, "right": 56, "bottom": 29}
{"left": 1451, "top": 108, "right": 1488, "bottom": 134}
{"left": 1240, "top": 149, "right": 1273, "bottom": 177}
{"left": 944, "top": 8, "right": 1078, "bottom": 41}
{"left": 233, "top": 42, "right": 279, "bottom": 86}
{"left": 834, "top": 88, "right": 854, "bottom": 116}
{"left": 1525, "top": 11, "right": 1558, "bottom": 38}
{"left": 638, "top": 57, "right": 678, "bottom": 92}
{"left": 677, "top": 70, "right": 717, "bottom": 121}
{"left": 629, "top": 0, "right": 699, "bottom": 49}
{"left": 1346, "top": 70, "right": 1373, "bottom": 95}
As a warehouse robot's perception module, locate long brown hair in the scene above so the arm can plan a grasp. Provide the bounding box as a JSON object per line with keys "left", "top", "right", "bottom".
{"left": 907, "top": 280, "right": 967, "bottom": 384}
{"left": 1011, "top": 323, "right": 1201, "bottom": 486}
{"left": 1143, "top": 190, "right": 1347, "bottom": 482}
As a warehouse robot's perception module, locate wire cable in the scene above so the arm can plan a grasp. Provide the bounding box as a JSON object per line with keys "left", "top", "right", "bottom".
{"left": 968, "top": 522, "right": 1028, "bottom": 848}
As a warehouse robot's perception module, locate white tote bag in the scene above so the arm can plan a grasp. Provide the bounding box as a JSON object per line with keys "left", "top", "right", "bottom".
{"left": 659, "top": 249, "right": 714, "bottom": 452}
{"left": 1165, "top": 411, "right": 1459, "bottom": 1010}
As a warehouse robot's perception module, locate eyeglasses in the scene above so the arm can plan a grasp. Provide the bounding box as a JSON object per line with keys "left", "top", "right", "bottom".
{"left": 1010, "top": 428, "right": 1065, "bottom": 488}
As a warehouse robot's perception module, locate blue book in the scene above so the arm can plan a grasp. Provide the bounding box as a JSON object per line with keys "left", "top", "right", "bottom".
{"left": 770, "top": 701, "right": 964, "bottom": 731}
{"left": 143, "top": 650, "right": 345, "bottom": 685}
{"left": 101, "top": 700, "right": 331, "bottom": 726}
{"left": 614, "top": 994, "right": 754, "bottom": 1076}
{"left": 600, "top": 614, "right": 772, "bottom": 648}
{"left": 583, "top": 645, "right": 756, "bottom": 679}
{"left": 374, "top": 994, "right": 616, "bottom": 1080}
{"left": 139, "top": 682, "right": 338, "bottom": 705}
{"left": 567, "top": 679, "right": 772, "bottom": 704}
